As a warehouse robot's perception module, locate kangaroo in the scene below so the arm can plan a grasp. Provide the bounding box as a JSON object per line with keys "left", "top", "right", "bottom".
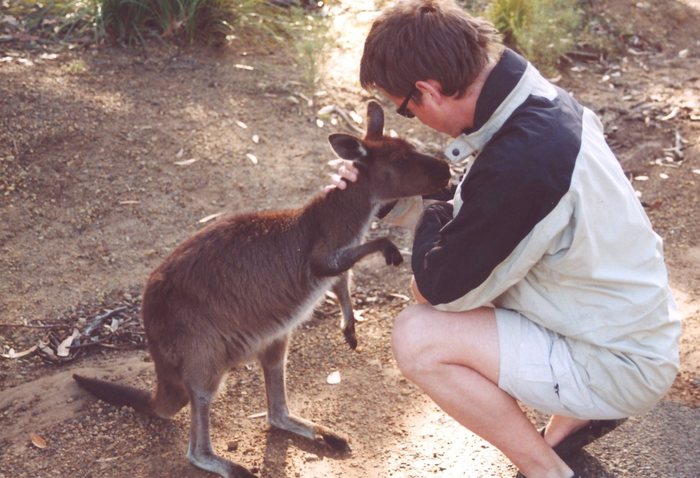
{"left": 72, "top": 101, "right": 451, "bottom": 478}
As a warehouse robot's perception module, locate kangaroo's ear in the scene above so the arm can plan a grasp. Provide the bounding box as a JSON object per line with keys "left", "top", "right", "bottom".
{"left": 328, "top": 133, "right": 367, "bottom": 160}
{"left": 365, "top": 101, "right": 384, "bottom": 140}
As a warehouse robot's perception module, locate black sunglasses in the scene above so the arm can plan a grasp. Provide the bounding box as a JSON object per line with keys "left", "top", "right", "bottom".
{"left": 396, "top": 86, "right": 418, "bottom": 118}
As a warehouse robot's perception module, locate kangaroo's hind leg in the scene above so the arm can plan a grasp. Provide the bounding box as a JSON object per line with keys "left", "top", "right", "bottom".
{"left": 185, "top": 375, "right": 257, "bottom": 478}
{"left": 259, "top": 335, "right": 350, "bottom": 451}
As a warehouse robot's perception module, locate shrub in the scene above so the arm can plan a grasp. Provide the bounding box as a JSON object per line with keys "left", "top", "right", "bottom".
{"left": 98, "top": 0, "right": 274, "bottom": 45}
{"left": 486, "top": 0, "right": 582, "bottom": 71}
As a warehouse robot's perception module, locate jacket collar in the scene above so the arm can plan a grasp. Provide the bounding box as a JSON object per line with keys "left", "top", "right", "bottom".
{"left": 444, "top": 49, "right": 555, "bottom": 162}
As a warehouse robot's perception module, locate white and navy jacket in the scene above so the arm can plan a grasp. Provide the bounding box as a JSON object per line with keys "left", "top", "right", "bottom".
{"left": 412, "top": 49, "right": 681, "bottom": 415}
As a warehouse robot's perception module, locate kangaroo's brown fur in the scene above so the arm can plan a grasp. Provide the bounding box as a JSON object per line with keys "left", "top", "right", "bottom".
{"left": 73, "top": 101, "right": 451, "bottom": 478}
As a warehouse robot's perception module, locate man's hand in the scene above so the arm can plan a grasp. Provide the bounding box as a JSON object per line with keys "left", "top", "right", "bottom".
{"left": 411, "top": 276, "right": 429, "bottom": 304}
{"left": 325, "top": 159, "right": 359, "bottom": 192}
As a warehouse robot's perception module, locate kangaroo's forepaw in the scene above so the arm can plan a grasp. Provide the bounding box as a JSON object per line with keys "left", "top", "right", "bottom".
{"left": 383, "top": 243, "right": 403, "bottom": 266}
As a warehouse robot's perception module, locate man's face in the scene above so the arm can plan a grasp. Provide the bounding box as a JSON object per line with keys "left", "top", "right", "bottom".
{"left": 379, "top": 86, "right": 474, "bottom": 138}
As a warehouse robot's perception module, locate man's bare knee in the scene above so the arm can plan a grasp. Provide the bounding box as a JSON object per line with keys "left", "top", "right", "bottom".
{"left": 392, "top": 305, "right": 435, "bottom": 378}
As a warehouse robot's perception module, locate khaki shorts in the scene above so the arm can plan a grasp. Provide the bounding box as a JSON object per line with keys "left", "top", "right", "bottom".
{"left": 495, "top": 308, "right": 627, "bottom": 419}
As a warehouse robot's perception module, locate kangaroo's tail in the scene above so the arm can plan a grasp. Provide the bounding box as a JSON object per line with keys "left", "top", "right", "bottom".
{"left": 73, "top": 374, "right": 154, "bottom": 415}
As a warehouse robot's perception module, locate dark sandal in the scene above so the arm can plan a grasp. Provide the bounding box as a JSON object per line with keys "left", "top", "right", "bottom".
{"left": 546, "top": 418, "right": 628, "bottom": 458}
{"left": 514, "top": 420, "right": 627, "bottom": 477}
{"left": 515, "top": 473, "right": 581, "bottom": 478}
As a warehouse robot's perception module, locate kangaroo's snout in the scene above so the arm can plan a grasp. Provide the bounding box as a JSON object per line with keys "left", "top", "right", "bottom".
{"left": 427, "top": 154, "right": 452, "bottom": 189}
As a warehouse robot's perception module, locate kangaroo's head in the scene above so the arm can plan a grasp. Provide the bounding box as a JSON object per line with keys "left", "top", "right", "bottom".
{"left": 328, "top": 101, "right": 451, "bottom": 201}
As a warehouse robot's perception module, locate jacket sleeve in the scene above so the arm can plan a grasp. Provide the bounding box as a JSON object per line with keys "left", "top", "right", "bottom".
{"left": 411, "top": 154, "right": 571, "bottom": 308}
{"left": 411, "top": 202, "right": 455, "bottom": 287}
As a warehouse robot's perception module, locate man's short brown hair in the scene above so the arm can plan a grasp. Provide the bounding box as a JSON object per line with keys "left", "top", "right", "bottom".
{"left": 360, "top": 0, "right": 502, "bottom": 100}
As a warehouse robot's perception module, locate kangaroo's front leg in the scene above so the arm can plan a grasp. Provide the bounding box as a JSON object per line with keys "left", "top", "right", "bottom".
{"left": 311, "top": 237, "right": 403, "bottom": 277}
{"left": 258, "top": 335, "right": 350, "bottom": 451}
{"left": 333, "top": 273, "right": 357, "bottom": 350}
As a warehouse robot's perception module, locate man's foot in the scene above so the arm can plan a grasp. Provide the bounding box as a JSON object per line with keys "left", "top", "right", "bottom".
{"left": 541, "top": 418, "right": 628, "bottom": 458}
{"left": 541, "top": 416, "right": 590, "bottom": 449}
{"left": 515, "top": 473, "right": 581, "bottom": 478}
{"left": 515, "top": 472, "right": 583, "bottom": 478}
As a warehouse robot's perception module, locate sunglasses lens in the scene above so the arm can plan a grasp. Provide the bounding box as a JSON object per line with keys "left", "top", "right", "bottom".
{"left": 397, "top": 92, "right": 415, "bottom": 118}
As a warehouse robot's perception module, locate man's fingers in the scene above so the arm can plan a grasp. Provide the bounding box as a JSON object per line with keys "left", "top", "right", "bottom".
{"left": 329, "top": 173, "right": 347, "bottom": 190}
{"left": 327, "top": 158, "right": 350, "bottom": 168}
{"left": 325, "top": 159, "right": 357, "bottom": 191}
{"left": 338, "top": 165, "right": 358, "bottom": 182}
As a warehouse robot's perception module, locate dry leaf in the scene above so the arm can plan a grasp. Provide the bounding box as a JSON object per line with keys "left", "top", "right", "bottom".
{"left": 296, "top": 92, "right": 313, "bottom": 107}
{"left": 175, "top": 158, "right": 198, "bottom": 166}
{"left": 0, "top": 345, "right": 37, "bottom": 359}
{"left": 349, "top": 110, "right": 363, "bottom": 124}
{"left": 317, "top": 104, "right": 335, "bottom": 117}
{"left": 326, "top": 370, "right": 341, "bottom": 385}
{"left": 29, "top": 432, "right": 47, "bottom": 449}
{"left": 198, "top": 212, "right": 223, "bottom": 224}
{"left": 354, "top": 309, "right": 367, "bottom": 322}
{"left": 248, "top": 411, "right": 267, "bottom": 419}
{"left": 57, "top": 329, "right": 79, "bottom": 357}
{"left": 235, "top": 120, "right": 248, "bottom": 129}
{"left": 37, "top": 339, "right": 55, "bottom": 357}
{"left": 109, "top": 318, "right": 121, "bottom": 333}
{"left": 175, "top": 148, "right": 184, "bottom": 158}
{"left": 246, "top": 153, "right": 258, "bottom": 165}
{"left": 96, "top": 456, "right": 120, "bottom": 463}
{"left": 659, "top": 107, "right": 679, "bottom": 121}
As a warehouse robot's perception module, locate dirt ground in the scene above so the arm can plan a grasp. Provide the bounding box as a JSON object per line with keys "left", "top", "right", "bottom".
{"left": 1, "top": 1, "right": 699, "bottom": 477}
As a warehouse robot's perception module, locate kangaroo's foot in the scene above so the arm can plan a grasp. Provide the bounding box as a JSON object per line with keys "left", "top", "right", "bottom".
{"left": 187, "top": 447, "right": 257, "bottom": 478}
{"left": 342, "top": 320, "right": 358, "bottom": 349}
{"left": 269, "top": 413, "right": 351, "bottom": 452}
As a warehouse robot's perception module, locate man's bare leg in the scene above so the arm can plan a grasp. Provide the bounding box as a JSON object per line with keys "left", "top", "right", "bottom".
{"left": 392, "top": 304, "right": 574, "bottom": 478}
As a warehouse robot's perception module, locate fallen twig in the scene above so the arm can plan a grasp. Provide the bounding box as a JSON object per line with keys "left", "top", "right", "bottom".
{"left": 83, "top": 306, "right": 128, "bottom": 337}
{"left": 328, "top": 105, "right": 365, "bottom": 135}
{"left": 0, "top": 322, "right": 69, "bottom": 329}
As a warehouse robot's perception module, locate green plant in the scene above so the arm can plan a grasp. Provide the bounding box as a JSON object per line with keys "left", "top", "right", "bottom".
{"left": 44, "top": 0, "right": 296, "bottom": 46}
{"left": 65, "top": 58, "right": 88, "bottom": 73}
{"left": 486, "top": 0, "right": 582, "bottom": 72}
{"left": 96, "top": 0, "right": 229, "bottom": 45}
{"left": 6, "top": 0, "right": 335, "bottom": 84}
{"left": 287, "top": 9, "right": 334, "bottom": 87}
{"left": 59, "top": 0, "right": 106, "bottom": 43}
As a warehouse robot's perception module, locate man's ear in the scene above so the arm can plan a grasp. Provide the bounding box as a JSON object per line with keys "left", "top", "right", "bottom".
{"left": 328, "top": 134, "right": 367, "bottom": 160}
{"left": 415, "top": 80, "right": 445, "bottom": 105}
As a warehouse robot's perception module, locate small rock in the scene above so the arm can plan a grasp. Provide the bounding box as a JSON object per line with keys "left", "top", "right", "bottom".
{"left": 302, "top": 452, "right": 320, "bottom": 463}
